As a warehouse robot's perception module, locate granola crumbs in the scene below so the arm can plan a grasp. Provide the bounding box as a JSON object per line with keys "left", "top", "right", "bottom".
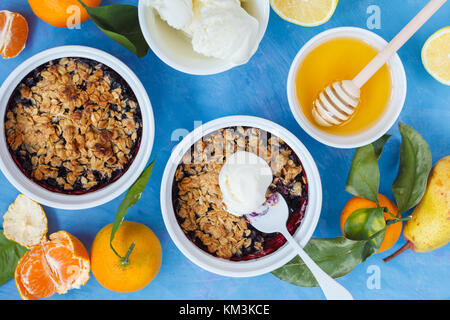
{"left": 173, "top": 126, "right": 308, "bottom": 260}
{"left": 5, "top": 58, "right": 142, "bottom": 193}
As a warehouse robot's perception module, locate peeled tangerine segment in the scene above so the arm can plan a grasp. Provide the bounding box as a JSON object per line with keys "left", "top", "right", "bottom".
{"left": 3, "top": 194, "right": 48, "bottom": 248}
{"left": 15, "top": 246, "right": 57, "bottom": 299}
{"left": 45, "top": 232, "right": 91, "bottom": 292}
{"left": 0, "top": 10, "right": 28, "bottom": 59}
{"left": 15, "top": 231, "right": 90, "bottom": 300}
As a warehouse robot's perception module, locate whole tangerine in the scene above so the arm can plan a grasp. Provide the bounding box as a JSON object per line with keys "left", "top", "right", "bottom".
{"left": 90, "top": 221, "right": 162, "bottom": 293}
{"left": 28, "top": 0, "right": 101, "bottom": 28}
{"left": 340, "top": 194, "right": 402, "bottom": 253}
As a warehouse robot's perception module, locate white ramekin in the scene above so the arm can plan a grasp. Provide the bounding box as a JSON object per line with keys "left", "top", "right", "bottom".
{"left": 0, "top": 46, "right": 155, "bottom": 210}
{"left": 138, "top": 0, "right": 270, "bottom": 75}
{"left": 287, "top": 27, "right": 407, "bottom": 149}
{"left": 160, "top": 116, "right": 322, "bottom": 277}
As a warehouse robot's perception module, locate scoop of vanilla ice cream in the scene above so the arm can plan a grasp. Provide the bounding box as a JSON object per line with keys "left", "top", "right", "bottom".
{"left": 182, "top": 0, "right": 203, "bottom": 36}
{"left": 219, "top": 151, "right": 273, "bottom": 217}
{"left": 148, "top": 0, "right": 193, "bottom": 30}
{"left": 188, "top": 0, "right": 259, "bottom": 64}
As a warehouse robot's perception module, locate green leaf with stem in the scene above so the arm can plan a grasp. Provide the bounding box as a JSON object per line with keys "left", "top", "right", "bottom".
{"left": 274, "top": 132, "right": 393, "bottom": 288}
{"left": 345, "top": 143, "right": 380, "bottom": 205}
{"left": 372, "top": 134, "right": 391, "bottom": 159}
{"left": 392, "top": 123, "right": 432, "bottom": 214}
{"left": 345, "top": 135, "right": 391, "bottom": 205}
{"left": 272, "top": 234, "right": 383, "bottom": 287}
{"left": 79, "top": 0, "right": 149, "bottom": 58}
{"left": 110, "top": 159, "right": 156, "bottom": 266}
{"left": 362, "top": 228, "right": 385, "bottom": 259}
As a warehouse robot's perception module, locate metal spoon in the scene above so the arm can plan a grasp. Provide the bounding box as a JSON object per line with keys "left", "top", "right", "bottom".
{"left": 246, "top": 193, "right": 353, "bottom": 300}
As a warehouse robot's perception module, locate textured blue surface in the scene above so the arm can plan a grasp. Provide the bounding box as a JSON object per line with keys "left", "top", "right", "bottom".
{"left": 0, "top": 0, "right": 449, "bottom": 300}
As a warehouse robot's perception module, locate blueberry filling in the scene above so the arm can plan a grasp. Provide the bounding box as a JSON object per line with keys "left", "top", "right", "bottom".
{"left": 172, "top": 126, "right": 308, "bottom": 261}
{"left": 4, "top": 57, "right": 143, "bottom": 194}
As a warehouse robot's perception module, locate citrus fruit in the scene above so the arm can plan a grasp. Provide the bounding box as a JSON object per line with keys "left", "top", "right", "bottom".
{"left": 91, "top": 221, "right": 162, "bottom": 293}
{"left": 421, "top": 26, "right": 450, "bottom": 86}
{"left": 3, "top": 194, "right": 47, "bottom": 248}
{"left": 270, "top": 0, "right": 338, "bottom": 27}
{"left": 0, "top": 10, "right": 28, "bottom": 59}
{"left": 28, "top": 0, "right": 101, "bottom": 28}
{"left": 14, "top": 231, "right": 90, "bottom": 300}
{"left": 340, "top": 194, "right": 402, "bottom": 253}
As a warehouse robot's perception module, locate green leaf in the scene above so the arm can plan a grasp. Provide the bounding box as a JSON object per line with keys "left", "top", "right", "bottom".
{"left": 372, "top": 134, "right": 391, "bottom": 159}
{"left": 79, "top": 1, "right": 149, "bottom": 58}
{"left": 362, "top": 229, "right": 385, "bottom": 260}
{"left": 272, "top": 236, "right": 382, "bottom": 287}
{"left": 345, "top": 143, "right": 380, "bottom": 205}
{"left": 110, "top": 159, "right": 156, "bottom": 244}
{"left": 344, "top": 207, "right": 386, "bottom": 241}
{"left": 392, "top": 123, "right": 432, "bottom": 213}
{"left": 0, "top": 230, "right": 27, "bottom": 287}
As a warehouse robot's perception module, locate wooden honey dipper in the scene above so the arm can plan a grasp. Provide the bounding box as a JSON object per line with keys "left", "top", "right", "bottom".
{"left": 312, "top": 0, "right": 447, "bottom": 127}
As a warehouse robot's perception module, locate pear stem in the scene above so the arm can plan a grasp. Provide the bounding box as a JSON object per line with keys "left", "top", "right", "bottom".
{"left": 383, "top": 241, "right": 413, "bottom": 262}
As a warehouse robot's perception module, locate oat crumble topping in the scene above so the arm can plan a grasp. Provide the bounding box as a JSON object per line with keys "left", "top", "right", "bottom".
{"left": 172, "top": 126, "right": 308, "bottom": 260}
{"left": 5, "top": 58, "right": 142, "bottom": 193}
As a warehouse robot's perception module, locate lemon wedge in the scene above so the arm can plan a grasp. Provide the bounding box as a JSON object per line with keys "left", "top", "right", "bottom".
{"left": 3, "top": 194, "right": 48, "bottom": 248}
{"left": 421, "top": 26, "right": 450, "bottom": 86}
{"left": 270, "top": 0, "right": 338, "bottom": 27}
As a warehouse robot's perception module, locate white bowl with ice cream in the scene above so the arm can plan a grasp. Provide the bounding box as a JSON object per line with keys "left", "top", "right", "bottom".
{"left": 138, "top": 0, "right": 270, "bottom": 75}
{"left": 160, "top": 116, "right": 322, "bottom": 277}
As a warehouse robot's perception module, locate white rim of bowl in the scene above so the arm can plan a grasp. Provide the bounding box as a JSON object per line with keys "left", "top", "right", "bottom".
{"left": 287, "top": 27, "right": 407, "bottom": 149}
{"left": 138, "top": 0, "right": 270, "bottom": 75}
{"left": 160, "top": 116, "right": 322, "bottom": 277}
{"left": 0, "top": 46, "right": 155, "bottom": 210}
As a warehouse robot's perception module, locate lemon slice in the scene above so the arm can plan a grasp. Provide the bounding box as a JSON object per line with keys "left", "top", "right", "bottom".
{"left": 421, "top": 26, "right": 450, "bottom": 86}
{"left": 3, "top": 194, "right": 48, "bottom": 248}
{"left": 270, "top": 0, "right": 338, "bottom": 27}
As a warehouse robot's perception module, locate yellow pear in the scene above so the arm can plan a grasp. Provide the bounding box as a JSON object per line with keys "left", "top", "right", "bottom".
{"left": 384, "top": 155, "right": 450, "bottom": 261}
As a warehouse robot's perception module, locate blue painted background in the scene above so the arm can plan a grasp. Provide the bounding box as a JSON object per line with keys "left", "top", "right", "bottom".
{"left": 0, "top": 0, "right": 449, "bottom": 300}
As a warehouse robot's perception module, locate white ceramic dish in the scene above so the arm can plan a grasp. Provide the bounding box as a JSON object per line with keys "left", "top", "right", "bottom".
{"left": 138, "top": 0, "right": 270, "bottom": 75}
{"left": 0, "top": 46, "right": 155, "bottom": 210}
{"left": 160, "top": 116, "right": 322, "bottom": 277}
{"left": 287, "top": 27, "right": 407, "bottom": 149}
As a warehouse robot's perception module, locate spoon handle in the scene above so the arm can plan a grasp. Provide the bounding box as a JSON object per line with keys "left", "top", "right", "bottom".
{"left": 352, "top": 0, "right": 447, "bottom": 88}
{"left": 281, "top": 230, "right": 354, "bottom": 300}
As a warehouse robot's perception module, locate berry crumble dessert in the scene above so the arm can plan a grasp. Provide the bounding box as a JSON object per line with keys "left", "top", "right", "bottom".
{"left": 172, "top": 126, "right": 308, "bottom": 261}
{"left": 4, "top": 57, "right": 142, "bottom": 194}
